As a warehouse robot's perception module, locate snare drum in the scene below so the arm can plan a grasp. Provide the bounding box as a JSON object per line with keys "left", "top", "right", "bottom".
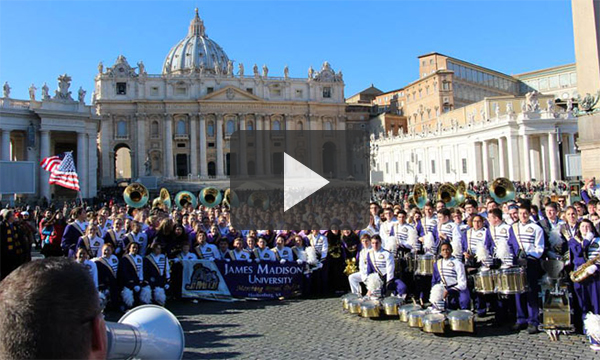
{"left": 360, "top": 300, "right": 381, "bottom": 318}
{"left": 422, "top": 313, "right": 446, "bottom": 334}
{"left": 347, "top": 298, "right": 364, "bottom": 314}
{"left": 415, "top": 254, "right": 435, "bottom": 276}
{"left": 408, "top": 310, "right": 428, "bottom": 328}
{"left": 382, "top": 296, "right": 404, "bottom": 316}
{"left": 473, "top": 269, "right": 496, "bottom": 294}
{"left": 496, "top": 267, "right": 528, "bottom": 295}
{"left": 399, "top": 304, "right": 422, "bottom": 322}
{"left": 341, "top": 293, "right": 360, "bottom": 311}
{"left": 447, "top": 310, "right": 475, "bottom": 333}
{"left": 405, "top": 253, "right": 417, "bottom": 273}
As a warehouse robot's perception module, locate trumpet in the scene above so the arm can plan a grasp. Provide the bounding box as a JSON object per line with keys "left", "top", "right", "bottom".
{"left": 123, "top": 183, "right": 149, "bottom": 208}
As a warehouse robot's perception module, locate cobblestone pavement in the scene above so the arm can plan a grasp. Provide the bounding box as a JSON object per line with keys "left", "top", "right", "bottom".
{"left": 149, "top": 297, "right": 596, "bottom": 360}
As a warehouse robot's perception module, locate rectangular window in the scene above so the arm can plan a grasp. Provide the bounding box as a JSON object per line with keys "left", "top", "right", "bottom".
{"left": 295, "top": 89, "right": 303, "bottom": 98}
{"left": 207, "top": 87, "right": 214, "bottom": 94}
{"left": 446, "top": 159, "right": 451, "bottom": 174}
{"left": 116, "top": 82, "right": 127, "bottom": 95}
{"left": 175, "top": 87, "right": 187, "bottom": 96}
{"left": 272, "top": 89, "right": 282, "bottom": 97}
{"left": 208, "top": 142, "right": 215, "bottom": 148}
{"left": 462, "top": 158, "right": 467, "bottom": 174}
{"left": 246, "top": 88, "right": 253, "bottom": 94}
{"left": 150, "top": 87, "right": 159, "bottom": 96}
{"left": 395, "top": 162, "right": 399, "bottom": 174}
{"left": 431, "top": 160, "right": 436, "bottom": 174}
{"left": 386, "top": 163, "right": 389, "bottom": 173}
{"left": 323, "top": 87, "right": 331, "bottom": 98}
{"left": 418, "top": 161, "right": 422, "bottom": 174}
{"left": 406, "top": 162, "right": 410, "bottom": 172}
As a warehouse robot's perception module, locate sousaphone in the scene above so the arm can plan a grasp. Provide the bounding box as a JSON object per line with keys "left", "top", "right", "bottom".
{"left": 437, "top": 183, "right": 457, "bottom": 208}
{"left": 174, "top": 191, "right": 198, "bottom": 210}
{"left": 488, "top": 177, "right": 515, "bottom": 204}
{"left": 222, "top": 188, "right": 239, "bottom": 209}
{"left": 199, "top": 187, "right": 223, "bottom": 208}
{"left": 123, "top": 183, "right": 150, "bottom": 209}
{"left": 411, "top": 184, "right": 428, "bottom": 208}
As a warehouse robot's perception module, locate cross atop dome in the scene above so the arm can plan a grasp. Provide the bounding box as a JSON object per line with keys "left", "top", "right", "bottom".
{"left": 189, "top": 7, "right": 206, "bottom": 37}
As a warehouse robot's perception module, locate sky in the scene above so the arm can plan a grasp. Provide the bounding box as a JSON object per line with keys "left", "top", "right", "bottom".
{"left": 0, "top": 1, "right": 576, "bottom": 102}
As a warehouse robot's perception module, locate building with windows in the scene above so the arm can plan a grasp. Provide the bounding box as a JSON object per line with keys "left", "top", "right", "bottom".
{"left": 0, "top": 75, "right": 99, "bottom": 201}
{"left": 514, "top": 63, "right": 578, "bottom": 102}
{"left": 373, "top": 93, "right": 578, "bottom": 184}
{"left": 95, "top": 9, "right": 347, "bottom": 186}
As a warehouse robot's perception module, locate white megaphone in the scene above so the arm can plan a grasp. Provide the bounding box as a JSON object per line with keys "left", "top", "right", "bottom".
{"left": 106, "top": 305, "right": 185, "bottom": 360}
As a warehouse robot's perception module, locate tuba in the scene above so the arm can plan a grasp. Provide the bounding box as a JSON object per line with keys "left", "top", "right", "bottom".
{"left": 123, "top": 183, "right": 149, "bottom": 208}
{"left": 489, "top": 177, "right": 515, "bottom": 204}
{"left": 437, "top": 183, "right": 457, "bottom": 208}
{"left": 454, "top": 181, "right": 477, "bottom": 205}
{"left": 247, "top": 191, "right": 270, "bottom": 210}
{"left": 222, "top": 188, "right": 239, "bottom": 209}
{"left": 411, "top": 184, "right": 428, "bottom": 208}
{"left": 174, "top": 191, "right": 198, "bottom": 210}
{"left": 152, "top": 188, "right": 171, "bottom": 210}
{"left": 198, "top": 187, "right": 223, "bottom": 208}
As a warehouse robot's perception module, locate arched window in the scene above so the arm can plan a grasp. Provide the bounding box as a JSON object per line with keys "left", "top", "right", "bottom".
{"left": 176, "top": 120, "right": 186, "bottom": 135}
{"left": 297, "top": 121, "right": 303, "bottom": 131}
{"left": 324, "top": 121, "right": 333, "bottom": 131}
{"left": 247, "top": 121, "right": 254, "bottom": 131}
{"left": 117, "top": 121, "right": 127, "bottom": 137}
{"left": 272, "top": 120, "right": 281, "bottom": 131}
{"left": 207, "top": 121, "right": 215, "bottom": 137}
{"left": 226, "top": 120, "right": 235, "bottom": 135}
{"left": 151, "top": 121, "right": 159, "bottom": 138}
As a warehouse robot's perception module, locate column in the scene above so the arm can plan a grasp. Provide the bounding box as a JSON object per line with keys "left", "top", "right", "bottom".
{"left": 284, "top": 114, "right": 293, "bottom": 156}
{"left": 263, "top": 115, "right": 271, "bottom": 175}
{"left": 481, "top": 140, "right": 490, "bottom": 181}
{"left": 189, "top": 114, "right": 198, "bottom": 177}
{"left": 522, "top": 134, "right": 531, "bottom": 181}
{"left": 540, "top": 136, "right": 548, "bottom": 183}
{"left": 548, "top": 132, "right": 559, "bottom": 182}
{"left": 40, "top": 130, "right": 50, "bottom": 200}
{"left": 498, "top": 137, "right": 506, "bottom": 178}
{"left": 255, "top": 115, "right": 264, "bottom": 176}
{"left": 199, "top": 114, "right": 208, "bottom": 178}
{"left": 164, "top": 114, "right": 174, "bottom": 179}
{"left": 77, "top": 131, "right": 88, "bottom": 197}
{"left": 216, "top": 114, "right": 224, "bottom": 178}
{"left": 136, "top": 113, "right": 146, "bottom": 178}
{"left": 506, "top": 134, "right": 516, "bottom": 180}
{"left": 88, "top": 132, "right": 98, "bottom": 198}
{"left": 308, "top": 115, "right": 320, "bottom": 169}
{"left": 337, "top": 115, "right": 348, "bottom": 178}
{"left": 239, "top": 113, "right": 247, "bottom": 177}
{"left": 1, "top": 129, "right": 10, "bottom": 161}
{"left": 100, "top": 115, "right": 112, "bottom": 186}
{"left": 568, "top": 133, "right": 576, "bottom": 154}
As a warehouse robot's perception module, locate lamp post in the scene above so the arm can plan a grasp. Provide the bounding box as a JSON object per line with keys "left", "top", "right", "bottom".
{"left": 556, "top": 126, "right": 565, "bottom": 180}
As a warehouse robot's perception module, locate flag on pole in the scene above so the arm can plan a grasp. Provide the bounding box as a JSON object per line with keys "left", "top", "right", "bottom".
{"left": 40, "top": 152, "right": 80, "bottom": 191}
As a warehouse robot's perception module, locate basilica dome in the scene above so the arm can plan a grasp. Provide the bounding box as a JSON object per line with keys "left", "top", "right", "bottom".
{"left": 162, "top": 9, "right": 230, "bottom": 75}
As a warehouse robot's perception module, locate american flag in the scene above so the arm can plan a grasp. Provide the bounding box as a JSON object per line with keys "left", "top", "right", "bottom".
{"left": 40, "top": 152, "right": 80, "bottom": 191}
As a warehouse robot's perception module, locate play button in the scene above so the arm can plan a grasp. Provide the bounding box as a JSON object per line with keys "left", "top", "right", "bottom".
{"left": 283, "top": 152, "right": 329, "bottom": 212}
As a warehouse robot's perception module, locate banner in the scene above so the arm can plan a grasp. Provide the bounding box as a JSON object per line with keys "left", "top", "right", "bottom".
{"left": 181, "top": 259, "right": 305, "bottom": 301}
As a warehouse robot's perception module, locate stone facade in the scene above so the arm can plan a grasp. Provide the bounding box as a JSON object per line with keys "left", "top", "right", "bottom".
{"left": 373, "top": 94, "right": 578, "bottom": 184}
{"left": 0, "top": 75, "right": 99, "bottom": 200}
{"left": 95, "top": 10, "right": 347, "bottom": 186}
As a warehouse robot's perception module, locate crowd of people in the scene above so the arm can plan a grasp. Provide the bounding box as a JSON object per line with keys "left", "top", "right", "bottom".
{"left": 1, "top": 178, "right": 600, "bottom": 351}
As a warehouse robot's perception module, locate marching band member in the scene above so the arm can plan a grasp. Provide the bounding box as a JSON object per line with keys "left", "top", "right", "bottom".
{"left": 432, "top": 208, "right": 462, "bottom": 255}
{"left": 508, "top": 204, "right": 544, "bottom": 334}
{"left": 583, "top": 219, "right": 600, "bottom": 351}
{"left": 75, "top": 247, "right": 98, "bottom": 289}
{"left": 254, "top": 237, "right": 276, "bottom": 262}
{"left": 94, "top": 243, "right": 119, "bottom": 310}
{"left": 61, "top": 207, "right": 87, "bottom": 258}
{"left": 103, "top": 218, "right": 125, "bottom": 256}
{"left": 217, "top": 238, "right": 230, "bottom": 260}
{"left": 366, "top": 235, "right": 406, "bottom": 298}
{"left": 124, "top": 220, "right": 148, "bottom": 256}
{"left": 226, "top": 238, "right": 252, "bottom": 261}
{"left": 308, "top": 228, "right": 328, "bottom": 264}
{"left": 461, "top": 215, "right": 494, "bottom": 317}
{"left": 143, "top": 241, "right": 170, "bottom": 306}
{"left": 193, "top": 230, "right": 220, "bottom": 260}
{"left": 96, "top": 207, "right": 112, "bottom": 237}
{"left": 431, "top": 242, "right": 470, "bottom": 310}
{"left": 118, "top": 242, "right": 150, "bottom": 311}
{"left": 379, "top": 208, "right": 398, "bottom": 252}
{"left": 417, "top": 203, "right": 438, "bottom": 238}
{"left": 348, "top": 234, "right": 371, "bottom": 295}
{"left": 562, "top": 206, "right": 580, "bottom": 243}
{"left": 369, "top": 202, "right": 381, "bottom": 231}
{"left": 78, "top": 223, "right": 104, "bottom": 259}
{"left": 569, "top": 219, "right": 600, "bottom": 332}
{"left": 171, "top": 242, "right": 198, "bottom": 299}
{"left": 272, "top": 235, "right": 293, "bottom": 263}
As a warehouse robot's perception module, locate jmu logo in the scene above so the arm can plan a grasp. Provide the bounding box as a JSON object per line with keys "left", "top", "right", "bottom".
{"left": 186, "top": 263, "right": 220, "bottom": 291}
